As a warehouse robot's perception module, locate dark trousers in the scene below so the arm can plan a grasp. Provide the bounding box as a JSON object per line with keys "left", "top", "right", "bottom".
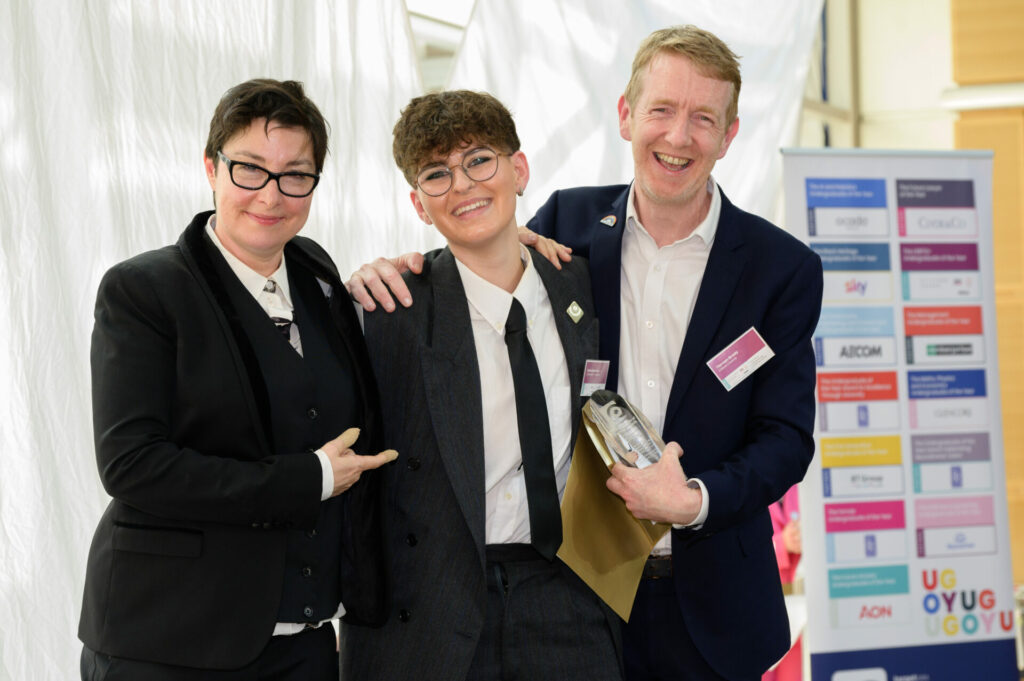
{"left": 467, "top": 543, "right": 622, "bottom": 681}
{"left": 80, "top": 624, "right": 337, "bottom": 681}
{"left": 624, "top": 575, "right": 749, "bottom": 681}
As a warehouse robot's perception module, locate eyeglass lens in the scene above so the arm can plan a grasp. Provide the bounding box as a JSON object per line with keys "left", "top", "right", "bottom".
{"left": 231, "top": 164, "right": 316, "bottom": 197}
{"left": 220, "top": 153, "right": 317, "bottom": 197}
{"left": 416, "top": 148, "right": 499, "bottom": 196}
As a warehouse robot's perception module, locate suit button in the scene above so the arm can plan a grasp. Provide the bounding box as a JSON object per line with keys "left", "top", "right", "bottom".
{"left": 398, "top": 609, "right": 410, "bottom": 623}
{"left": 302, "top": 566, "right": 313, "bottom": 577}
{"left": 307, "top": 407, "right": 319, "bottom": 419}
{"left": 405, "top": 534, "right": 417, "bottom": 547}
{"left": 304, "top": 606, "right": 314, "bottom": 618}
{"left": 407, "top": 457, "right": 421, "bottom": 471}
{"left": 306, "top": 529, "right": 318, "bottom": 538}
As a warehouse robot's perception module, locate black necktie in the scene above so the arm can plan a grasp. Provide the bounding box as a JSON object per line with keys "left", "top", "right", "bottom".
{"left": 504, "top": 297, "right": 562, "bottom": 560}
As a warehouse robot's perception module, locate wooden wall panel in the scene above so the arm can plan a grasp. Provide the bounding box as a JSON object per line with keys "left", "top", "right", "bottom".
{"left": 952, "top": 0, "right": 1024, "bottom": 84}
{"left": 955, "top": 109, "right": 1024, "bottom": 583}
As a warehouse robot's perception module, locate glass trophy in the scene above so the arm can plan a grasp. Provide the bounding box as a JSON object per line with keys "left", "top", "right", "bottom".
{"left": 582, "top": 390, "right": 665, "bottom": 468}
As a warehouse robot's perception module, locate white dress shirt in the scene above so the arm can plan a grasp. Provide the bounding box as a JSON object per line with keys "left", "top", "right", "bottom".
{"left": 619, "top": 179, "right": 720, "bottom": 549}
{"left": 454, "top": 247, "right": 573, "bottom": 545}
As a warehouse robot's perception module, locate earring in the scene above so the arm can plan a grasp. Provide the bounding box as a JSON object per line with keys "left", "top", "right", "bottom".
{"left": 516, "top": 187, "right": 524, "bottom": 197}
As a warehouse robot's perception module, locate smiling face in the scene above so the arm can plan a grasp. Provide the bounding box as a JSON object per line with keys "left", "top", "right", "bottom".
{"left": 203, "top": 118, "right": 316, "bottom": 275}
{"left": 619, "top": 50, "right": 739, "bottom": 224}
{"left": 409, "top": 142, "right": 528, "bottom": 260}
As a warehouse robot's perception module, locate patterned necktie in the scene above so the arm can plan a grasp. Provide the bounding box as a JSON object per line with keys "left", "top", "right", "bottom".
{"left": 265, "top": 279, "right": 300, "bottom": 354}
{"left": 270, "top": 316, "right": 292, "bottom": 340}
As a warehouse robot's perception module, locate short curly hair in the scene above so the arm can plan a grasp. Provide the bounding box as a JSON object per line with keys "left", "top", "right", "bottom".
{"left": 205, "top": 79, "right": 329, "bottom": 173}
{"left": 393, "top": 90, "right": 520, "bottom": 186}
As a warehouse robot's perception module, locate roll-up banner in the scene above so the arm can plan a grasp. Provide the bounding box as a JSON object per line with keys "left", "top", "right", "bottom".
{"left": 782, "top": 149, "right": 1017, "bottom": 680}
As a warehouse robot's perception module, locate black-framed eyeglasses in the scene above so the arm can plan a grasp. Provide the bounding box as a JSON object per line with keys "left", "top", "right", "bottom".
{"left": 217, "top": 151, "right": 320, "bottom": 198}
{"left": 415, "top": 146, "right": 509, "bottom": 197}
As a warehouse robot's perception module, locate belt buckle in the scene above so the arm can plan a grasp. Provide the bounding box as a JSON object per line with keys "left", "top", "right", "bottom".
{"left": 643, "top": 554, "right": 673, "bottom": 580}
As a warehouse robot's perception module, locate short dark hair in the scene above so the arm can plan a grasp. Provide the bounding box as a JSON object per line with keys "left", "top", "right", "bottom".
{"left": 205, "top": 79, "right": 329, "bottom": 173}
{"left": 392, "top": 90, "right": 520, "bottom": 186}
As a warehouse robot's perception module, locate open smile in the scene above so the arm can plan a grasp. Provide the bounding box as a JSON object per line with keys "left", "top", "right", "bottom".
{"left": 452, "top": 199, "right": 491, "bottom": 217}
{"left": 654, "top": 152, "right": 693, "bottom": 172}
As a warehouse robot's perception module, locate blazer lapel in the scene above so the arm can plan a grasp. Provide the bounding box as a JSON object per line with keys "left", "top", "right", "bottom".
{"left": 178, "top": 213, "right": 275, "bottom": 458}
{"left": 418, "top": 250, "right": 488, "bottom": 557}
{"left": 532, "top": 251, "right": 598, "bottom": 437}
{"left": 663, "top": 193, "right": 749, "bottom": 426}
{"left": 589, "top": 187, "right": 630, "bottom": 392}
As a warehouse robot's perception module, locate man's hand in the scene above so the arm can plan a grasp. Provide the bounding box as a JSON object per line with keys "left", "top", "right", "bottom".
{"left": 345, "top": 253, "right": 424, "bottom": 312}
{"left": 321, "top": 428, "right": 398, "bottom": 497}
{"left": 606, "top": 442, "right": 700, "bottom": 525}
{"left": 517, "top": 226, "right": 572, "bottom": 269}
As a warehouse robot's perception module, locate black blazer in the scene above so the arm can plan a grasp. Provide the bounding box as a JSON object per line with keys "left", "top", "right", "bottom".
{"left": 78, "top": 211, "right": 386, "bottom": 670}
{"left": 529, "top": 184, "right": 823, "bottom": 680}
{"left": 343, "top": 248, "right": 604, "bottom": 681}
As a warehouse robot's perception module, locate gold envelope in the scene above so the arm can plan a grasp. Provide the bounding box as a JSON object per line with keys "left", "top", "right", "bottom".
{"left": 557, "top": 414, "right": 671, "bottom": 621}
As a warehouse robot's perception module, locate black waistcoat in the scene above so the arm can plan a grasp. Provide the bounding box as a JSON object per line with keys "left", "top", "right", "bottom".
{"left": 215, "top": 248, "right": 361, "bottom": 624}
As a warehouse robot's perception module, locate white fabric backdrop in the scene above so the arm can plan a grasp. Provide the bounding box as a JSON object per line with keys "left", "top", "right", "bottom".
{"left": 450, "top": 0, "right": 824, "bottom": 226}
{"left": 0, "top": 1, "right": 820, "bottom": 678}
{"left": 0, "top": 1, "right": 420, "bottom": 678}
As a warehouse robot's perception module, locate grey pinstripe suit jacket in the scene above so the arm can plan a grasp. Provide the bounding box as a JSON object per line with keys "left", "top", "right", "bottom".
{"left": 342, "top": 247, "right": 610, "bottom": 681}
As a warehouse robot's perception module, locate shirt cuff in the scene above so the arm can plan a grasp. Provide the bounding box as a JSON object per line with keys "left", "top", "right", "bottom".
{"left": 315, "top": 449, "right": 333, "bottom": 501}
{"left": 673, "top": 477, "right": 708, "bottom": 529}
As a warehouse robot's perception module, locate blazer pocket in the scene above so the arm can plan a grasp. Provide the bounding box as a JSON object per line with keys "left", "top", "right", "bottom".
{"left": 736, "top": 512, "right": 772, "bottom": 558}
{"left": 112, "top": 523, "right": 203, "bottom": 558}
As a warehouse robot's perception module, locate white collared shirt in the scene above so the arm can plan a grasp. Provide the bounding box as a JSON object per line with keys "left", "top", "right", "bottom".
{"left": 206, "top": 220, "right": 301, "bottom": 356}
{"left": 454, "top": 247, "right": 573, "bottom": 545}
{"left": 619, "top": 179, "right": 718, "bottom": 543}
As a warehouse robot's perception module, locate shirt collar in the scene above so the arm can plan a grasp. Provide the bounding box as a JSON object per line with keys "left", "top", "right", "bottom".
{"left": 206, "top": 216, "right": 293, "bottom": 306}
{"left": 625, "top": 176, "right": 721, "bottom": 249}
{"left": 454, "top": 244, "right": 541, "bottom": 334}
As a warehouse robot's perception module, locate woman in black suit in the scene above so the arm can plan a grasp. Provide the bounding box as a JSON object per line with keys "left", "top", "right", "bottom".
{"left": 78, "top": 79, "right": 395, "bottom": 681}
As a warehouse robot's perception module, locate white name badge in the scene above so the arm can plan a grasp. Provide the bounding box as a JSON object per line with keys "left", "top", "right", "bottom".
{"left": 580, "top": 359, "right": 610, "bottom": 397}
{"left": 707, "top": 327, "right": 775, "bottom": 391}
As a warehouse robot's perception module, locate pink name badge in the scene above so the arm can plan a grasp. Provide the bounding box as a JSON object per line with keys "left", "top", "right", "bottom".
{"left": 581, "top": 359, "right": 610, "bottom": 397}
{"left": 706, "top": 327, "right": 775, "bottom": 391}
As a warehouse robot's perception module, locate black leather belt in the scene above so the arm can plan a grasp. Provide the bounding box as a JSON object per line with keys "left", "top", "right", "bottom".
{"left": 485, "top": 543, "right": 544, "bottom": 564}
{"left": 642, "top": 555, "right": 673, "bottom": 579}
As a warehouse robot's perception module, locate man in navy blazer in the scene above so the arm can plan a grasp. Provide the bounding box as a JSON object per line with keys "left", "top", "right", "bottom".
{"left": 526, "top": 27, "right": 823, "bottom": 681}
{"left": 346, "top": 25, "right": 822, "bottom": 681}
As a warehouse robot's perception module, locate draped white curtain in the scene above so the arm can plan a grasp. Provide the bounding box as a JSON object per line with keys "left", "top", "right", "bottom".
{"left": 0, "top": 2, "right": 419, "bottom": 678}
{"left": 450, "top": 0, "right": 824, "bottom": 225}
{"left": 0, "top": 1, "right": 821, "bottom": 678}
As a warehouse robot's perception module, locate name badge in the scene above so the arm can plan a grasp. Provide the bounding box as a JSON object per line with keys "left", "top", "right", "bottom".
{"left": 581, "top": 359, "right": 610, "bottom": 396}
{"left": 706, "top": 327, "right": 775, "bottom": 391}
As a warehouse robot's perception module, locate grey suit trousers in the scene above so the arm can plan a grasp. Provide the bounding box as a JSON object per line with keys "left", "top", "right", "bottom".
{"left": 466, "top": 545, "right": 621, "bottom": 681}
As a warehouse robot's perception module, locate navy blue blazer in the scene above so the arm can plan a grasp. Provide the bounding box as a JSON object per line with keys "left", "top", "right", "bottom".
{"left": 528, "top": 184, "right": 822, "bottom": 680}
